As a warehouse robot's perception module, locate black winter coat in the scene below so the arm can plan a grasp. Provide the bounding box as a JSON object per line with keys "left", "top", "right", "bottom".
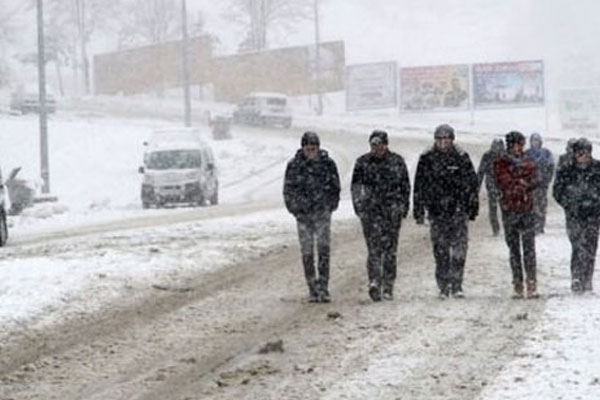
{"left": 350, "top": 150, "right": 411, "bottom": 219}
{"left": 413, "top": 145, "right": 479, "bottom": 220}
{"left": 553, "top": 159, "right": 600, "bottom": 220}
{"left": 283, "top": 149, "right": 341, "bottom": 217}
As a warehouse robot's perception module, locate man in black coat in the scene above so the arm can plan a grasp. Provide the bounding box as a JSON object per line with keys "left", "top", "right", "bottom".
{"left": 284, "top": 131, "right": 341, "bottom": 302}
{"left": 413, "top": 124, "right": 479, "bottom": 298}
{"left": 553, "top": 138, "right": 600, "bottom": 293}
{"left": 351, "top": 130, "right": 411, "bottom": 301}
{"left": 477, "top": 138, "right": 505, "bottom": 236}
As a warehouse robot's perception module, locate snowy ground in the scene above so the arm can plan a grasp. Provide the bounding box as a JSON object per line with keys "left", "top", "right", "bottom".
{"left": 0, "top": 98, "right": 599, "bottom": 399}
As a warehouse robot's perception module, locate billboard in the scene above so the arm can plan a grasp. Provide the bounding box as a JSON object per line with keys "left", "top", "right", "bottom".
{"left": 559, "top": 87, "right": 600, "bottom": 132}
{"left": 400, "top": 64, "right": 469, "bottom": 112}
{"left": 94, "top": 36, "right": 213, "bottom": 95}
{"left": 211, "top": 41, "right": 345, "bottom": 102}
{"left": 473, "top": 60, "right": 544, "bottom": 108}
{"left": 346, "top": 62, "right": 397, "bottom": 111}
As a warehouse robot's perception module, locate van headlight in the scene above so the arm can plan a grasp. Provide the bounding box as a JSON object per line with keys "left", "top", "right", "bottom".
{"left": 186, "top": 171, "right": 198, "bottom": 180}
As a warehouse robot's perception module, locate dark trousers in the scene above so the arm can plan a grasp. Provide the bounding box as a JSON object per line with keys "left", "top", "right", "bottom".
{"left": 430, "top": 214, "right": 469, "bottom": 292}
{"left": 501, "top": 210, "right": 537, "bottom": 285}
{"left": 297, "top": 211, "right": 332, "bottom": 291}
{"left": 566, "top": 214, "right": 599, "bottom": 291}
{"left": 532, "top": 188, "right": 549, "bottom": 233}
{"left": 487, "top": 190, "right": 501, "bottom": 235}
{"left": 360, "top": 214, "right": 401, "bottom": 290}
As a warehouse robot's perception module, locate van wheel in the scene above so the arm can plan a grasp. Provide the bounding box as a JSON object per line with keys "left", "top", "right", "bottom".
{"left": 0, "top": 211, "right": 8, "bottom": 247}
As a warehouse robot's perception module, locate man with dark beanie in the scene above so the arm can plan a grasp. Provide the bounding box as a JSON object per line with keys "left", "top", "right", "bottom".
{"left": 493, "top": 131, "right": 539, "bottom": 299}
{"left": 351, "top": 130, "right": 411, "bottom": 301}
{"left": 413, "top": 124, "right": 479, "bottom": 299}
{"left": 553, "top": 138, "right": 600, "bottom": 293}
{"left": 284, "top": 131, "right": 341, "bottom": 302}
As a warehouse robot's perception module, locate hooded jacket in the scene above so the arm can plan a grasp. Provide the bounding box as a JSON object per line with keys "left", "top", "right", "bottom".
{"left": 524, "top": 133, "right": 555, "bottom": 188}
{"left": 283, "top": 149, "right": 340, "bottom": 217}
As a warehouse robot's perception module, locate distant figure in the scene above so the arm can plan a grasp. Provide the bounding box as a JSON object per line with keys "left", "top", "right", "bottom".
{"left": 493, "top": 131, "right": 539, "bottom": 299}
{"left": 413, "top": 124, "right": 479, "bottom": 299}
{"left": 477, "top": 139, "right": 505, "bottom": 236}
{"left": 351, "top": 130, "right": 411, "bottom": 301}
{"left": 524, "top": 132, "right": 555, "bottom": 234}
{"left": 553, "top": 138, "right": 600, "bottom": 293}
{"left": 283, "top": 132, "right": 341, "bottom": 303}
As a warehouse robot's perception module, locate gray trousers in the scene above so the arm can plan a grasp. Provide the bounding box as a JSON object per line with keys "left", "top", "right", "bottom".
{"left": 430, "top": 214, "right": 469, "bottom": 292}
{"left": 360, "top": 213, "right": 401, "bottom": 290}
{"left": 566, "top": 214, "right": 599, "bottom": 290}
{"left": 532, "top": 187, "right": 549, "bottom": 233}
{"left": 297, "top": 211, "right": 332, "bottom": 289}
{"left": 501, "top": 210, "right": 537, "bottom": 285}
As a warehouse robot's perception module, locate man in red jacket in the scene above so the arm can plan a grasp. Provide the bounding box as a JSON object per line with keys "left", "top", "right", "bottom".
{"left": 493, "top": 131, "right": 540, "bottom": 298}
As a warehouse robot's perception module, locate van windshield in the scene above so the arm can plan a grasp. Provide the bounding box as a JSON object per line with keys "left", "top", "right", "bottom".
{"left": 266, "top": 98, "right": 286, "bottom": 106}
{"left": 146, "top": 150, "right": 202, "bottom": 170}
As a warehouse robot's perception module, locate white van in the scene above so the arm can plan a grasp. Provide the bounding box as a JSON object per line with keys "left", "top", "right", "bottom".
{"left": 10, "top": 84, "right": 57, "bottom": 114}
{"left": 232, "top": 92, "right": 292, "bottom": 128}
{"left": 139, "top": 129, "right": 218, "bottom": 208}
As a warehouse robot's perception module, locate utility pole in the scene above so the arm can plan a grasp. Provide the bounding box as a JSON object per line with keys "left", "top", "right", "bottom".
{"left": 314, "top": 0, "right": 323, "bottom": 116}
{"left": 37, "top": 0, "right": 50, "bottom": 193}
{"left": 75, "top": 0, "right": 90, "bottom": 95}
{"left": 181, "top": 0, "right": 192, "bottom": 127}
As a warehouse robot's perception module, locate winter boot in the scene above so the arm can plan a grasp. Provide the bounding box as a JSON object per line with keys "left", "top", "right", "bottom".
{"left": 526, "top": 280, "right": 539, "bottom": 299}
{"left": 382, "top": 282, "right": 394, "bottom": 301}
{"left": 317, "top": 278, "right": 331, "bottom": 303}
{"left": 368, "top": 281, "right": 382, "bottom": 302}
{"left": 307, "top": 278, "right": 319, "bottom": 303}
{"left": 512, "top": 282, "right": 524, "bottom": 299}
{"left": 438, "top": 283, "right": 451, "bottom": 300}
{"left": 571, "top": 279, "right": 583, "bottom": 293}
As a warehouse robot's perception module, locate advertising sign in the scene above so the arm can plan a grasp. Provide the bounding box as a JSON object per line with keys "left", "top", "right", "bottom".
{"left": 400, "top": 64, "right": 469, "bottom": 112}
{"left": 473, "top": 60, "right": 544, "bottom": 108}
{"left": 346, "top": 62, "right": 397, "bottom": 111}
{"left": 211, "top": 40, "right": 345, "bottom": 102}
{"left": 559, "top": 87, "right": 600, "bottom": 132}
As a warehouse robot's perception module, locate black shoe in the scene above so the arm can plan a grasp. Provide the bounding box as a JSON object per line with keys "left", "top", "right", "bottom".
{"left": 438, "top": 284, "right": 450, "bottom": 300}
{"left": 572, "top": 279, "right": 583, "bottom": 293}
{"left": 368, "top": 283, "right": 382, "bottom": 302}
{"left": 382, "top": 284, "right": 394, "bottom": 300}
{"left": 452, "top": 289, "right": 465, "bottom": 299}
{"left": 319, "top": 286, "right": 331, "bottom": 303}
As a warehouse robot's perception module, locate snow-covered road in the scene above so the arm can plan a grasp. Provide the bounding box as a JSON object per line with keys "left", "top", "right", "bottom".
{"left": 1, "top": 101, "right": 599, "bottom": 399}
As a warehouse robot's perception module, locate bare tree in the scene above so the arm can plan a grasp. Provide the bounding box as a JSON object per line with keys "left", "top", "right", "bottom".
{"left": 0, "top": 2, "right": 33, "bottom": 87}
{"left": 116, "top": 0, "right": 180, "bottom": 47}
{"left": 46, "top": 0, "right": 121, "bottom": 95}
{"left": 223, "top": 0, "right": 312, "bottom": 53}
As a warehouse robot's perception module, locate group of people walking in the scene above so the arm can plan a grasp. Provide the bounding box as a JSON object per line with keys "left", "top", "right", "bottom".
{"left": 283, "top": 125, "right": 598, "bottom": 303}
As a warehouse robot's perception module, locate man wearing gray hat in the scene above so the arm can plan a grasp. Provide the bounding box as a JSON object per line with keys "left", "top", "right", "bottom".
{"left": 351, "top": 130, "right": 411, "bottom": 301}
{"left": 413, "top": 124, "right": 479, "bottom": 299}
{"left": 284, "top": 131, "right": 341, "bottom": 303}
